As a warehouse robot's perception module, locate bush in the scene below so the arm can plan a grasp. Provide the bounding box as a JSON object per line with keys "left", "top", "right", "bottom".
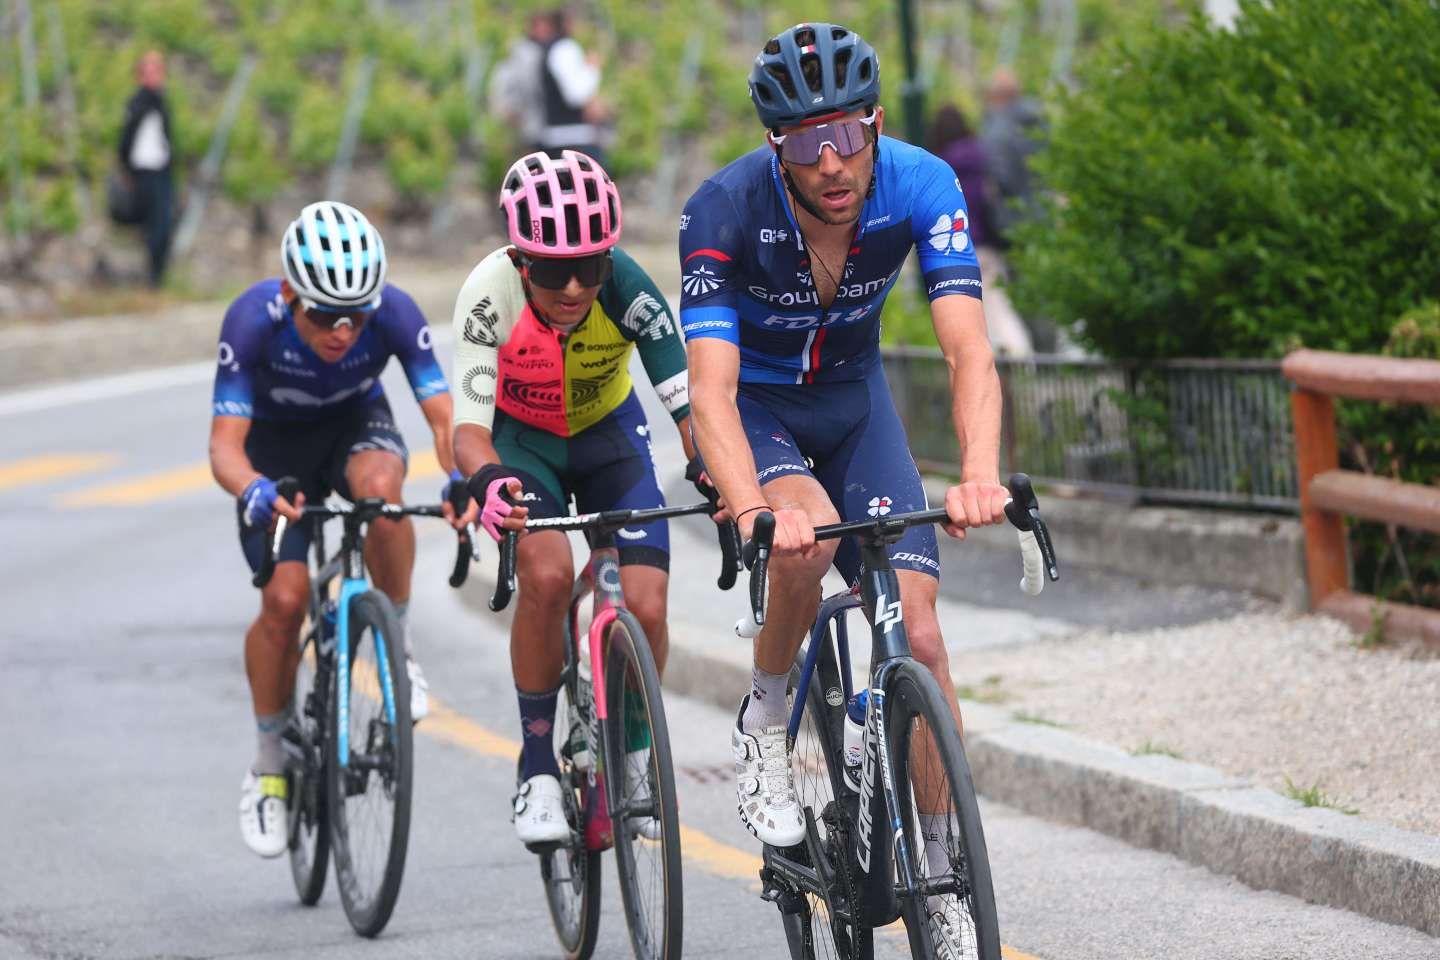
{"left": 1008, "top": 0, "right": 1440, "bottom": 361}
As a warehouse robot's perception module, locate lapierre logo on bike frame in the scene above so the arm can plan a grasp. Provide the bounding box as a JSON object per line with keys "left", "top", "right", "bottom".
{"left": 856, "top": 688, "right": 883, "bottom": 872}
{"left": 874, "top": 592, "right": 903, "bottom": 633}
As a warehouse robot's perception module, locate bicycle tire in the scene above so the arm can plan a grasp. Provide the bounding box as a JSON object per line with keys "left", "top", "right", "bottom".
{"left": 882, "top": 661, "right": 1000, "bottom": 960}
{"left": 602, "top": 609, "right": 683, "bottom": 960}
{"left": 326, "top": 590, "right": 413, "bottom": 938}
{"left": 287, "top": 632, "right": 330, "bottom": 905}
{"left": 539, "top": 680, "right": 603, "bottom": 960}
{"left": 787, "top": 631, "right": 872, "bottom": 960}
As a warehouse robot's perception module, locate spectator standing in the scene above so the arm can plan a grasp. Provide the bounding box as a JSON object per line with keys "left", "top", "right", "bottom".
{"left": 980, "top": 67, "right": 1047, "bottom": 248}
{"left": 489, "top": 12, "right": 555, "bottom": 155}
{"left": 537, "top": 9, "right": 607, "bottom": 165}
{"left": 927, "top": 104, "right": 990, "bottom": 248}
{"left": 118, "top": 50, "right": 175, "bottom": 287}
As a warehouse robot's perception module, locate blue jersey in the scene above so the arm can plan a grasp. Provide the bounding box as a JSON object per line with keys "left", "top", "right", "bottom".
{"left": 212, "top": 279, "right": 448, "bottom": 422}
{"left": 678, "top": 136, "right": 982, "bottom": 384}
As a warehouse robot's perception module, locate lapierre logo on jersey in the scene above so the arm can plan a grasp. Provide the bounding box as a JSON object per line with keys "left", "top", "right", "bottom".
{"left": 620, "top": 292, "right": 675, "bottom": 341}
{"left": 926, "top": 276, "right": 982, "bottom": 296}
{"left": 927, "top": 209, "right": 972, "bottom": 255}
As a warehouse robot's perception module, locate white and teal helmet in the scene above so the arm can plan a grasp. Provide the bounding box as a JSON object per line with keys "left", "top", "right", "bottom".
{"left": 280, "top": 201, "right": 387, "bottom": 311}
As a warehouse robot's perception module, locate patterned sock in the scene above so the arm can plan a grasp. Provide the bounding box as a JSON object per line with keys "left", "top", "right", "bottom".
{"left": 918, "top": 812, "right": 953, "bottom": 880}
{"left": 517, "top": 685, "right": 561, "bottom": 780}
{"left": 253, "top": 711, "right": 287, "bottom": 776}
{"left": 741, "top": 664, "right": 790, "bottom": 731}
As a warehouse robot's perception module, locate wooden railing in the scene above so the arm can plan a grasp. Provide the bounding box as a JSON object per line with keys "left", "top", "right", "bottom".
{"left": 1283, "top": 349, "right": 1440, "bottom": 645}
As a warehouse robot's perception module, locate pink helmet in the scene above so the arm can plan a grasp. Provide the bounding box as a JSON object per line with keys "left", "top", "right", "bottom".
{"left": 499, "top": 150, "right": 622, "bottom": 257}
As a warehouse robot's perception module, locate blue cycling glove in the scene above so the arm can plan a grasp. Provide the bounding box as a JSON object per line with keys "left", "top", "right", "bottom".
{"left": 442, "top": 469, "right": 470, "bottom": 512}
{"left": 240, "top": 476, "right": 278, "bottom": 529}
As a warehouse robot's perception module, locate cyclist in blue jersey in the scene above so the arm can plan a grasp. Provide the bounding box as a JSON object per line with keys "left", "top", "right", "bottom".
{"left": 209, "top": 201, "right": 476, "bottom": 858}
{"left": 680, "top": 25, "right": 1009, "bottom": 942}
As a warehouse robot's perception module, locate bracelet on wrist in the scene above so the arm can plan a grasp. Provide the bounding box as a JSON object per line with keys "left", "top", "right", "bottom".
{"left": 735, "top": 504, "right": 769, "bottom": 521}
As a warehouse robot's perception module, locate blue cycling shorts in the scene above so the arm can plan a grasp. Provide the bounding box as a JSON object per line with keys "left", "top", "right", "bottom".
{"left": 731, "top": 364, "right": 939, "bottom": 584}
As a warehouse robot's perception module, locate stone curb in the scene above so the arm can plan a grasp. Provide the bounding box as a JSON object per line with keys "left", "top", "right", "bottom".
{"left": 662, "top": 621, "right": 1440, "bottom": 938}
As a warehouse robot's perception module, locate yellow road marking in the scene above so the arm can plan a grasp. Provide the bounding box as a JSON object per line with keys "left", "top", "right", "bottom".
{"left": 417, "top": 692, "right": 1043, "bottom": 960}
{"left": 0, "top": 453, "right": 116, "bottom": 492}
{"left": 408, "top": 449, "right": 443, "bottom": 481}
{"left": 59, "top": 460, "right": 214, "bottom": 507}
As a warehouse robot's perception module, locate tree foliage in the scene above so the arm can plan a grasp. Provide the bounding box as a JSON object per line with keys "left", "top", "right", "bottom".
{"left": 1008, "top": 0, "right": 1440, "bottom": 360}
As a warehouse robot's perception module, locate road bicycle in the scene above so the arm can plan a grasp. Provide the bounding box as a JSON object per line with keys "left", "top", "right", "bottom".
{"left": 254, "top": 478, "right": 472, "bottom": 937}
{"left": 489, "top": 501, "right": 740, "bottom": 960}
{"left": 737, "top": 474, "right": 1058, "bottom": 960}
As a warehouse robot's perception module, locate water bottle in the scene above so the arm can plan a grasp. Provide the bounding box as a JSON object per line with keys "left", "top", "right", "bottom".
{"left": 842, "top": 689, "right": 870, "bottom": 793}
{"left": 568, "top": 651, "right": 595, "bottom": 771}
{"left": 319, "top": 598, "right": 338, "bottom": 656}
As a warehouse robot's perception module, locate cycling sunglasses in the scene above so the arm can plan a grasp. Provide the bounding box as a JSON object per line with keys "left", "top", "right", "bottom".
{"left": 522, "top": 251, "right": 614, "bottom": 290}
{"left": 769, "top": 113, "right": 878, "bottom": 166}
{"left": 297, "top": 298, "right": 376, "bottom": 330}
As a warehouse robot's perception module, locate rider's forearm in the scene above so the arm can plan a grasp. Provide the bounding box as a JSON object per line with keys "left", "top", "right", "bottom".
{"left": 948, "top": 348, "right": 1002, "bottom": 484}
{"left": 933, "top": 296, "right": 1003, "bottom": 484}
{"left": 690, "top": 383, "right": 765, "bottom": 514}
{"left": 453, "top": 423, "right": 503, "bottom": 477}
{"left": 675, "top": 414, "right": 699, "bottom": 463}
{"left": 421, "top": 393, "right": 458, "bottom": 475}
{"left": 209, "top": 421, "right": 261, "bottom": 497}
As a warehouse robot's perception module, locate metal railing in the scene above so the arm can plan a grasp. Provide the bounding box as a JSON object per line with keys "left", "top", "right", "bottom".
{"left": 882, "top": 348, "right": 1299, "bottom": 510}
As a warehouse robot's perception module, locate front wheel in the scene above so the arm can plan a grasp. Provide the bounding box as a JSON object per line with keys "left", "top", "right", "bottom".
{"left": 326, "top": 590, "right": 413, "bottom": 937}
{"left": 602, "top": 609, "right": 683, "bottom": 960}
{"left": 883, "top": 661, "right": 1000, "bottom": 960}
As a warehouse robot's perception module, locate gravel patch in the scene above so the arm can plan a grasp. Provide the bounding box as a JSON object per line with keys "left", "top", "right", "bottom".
{"left": 952, "top": 611, "right": 1440, "bottom": 836}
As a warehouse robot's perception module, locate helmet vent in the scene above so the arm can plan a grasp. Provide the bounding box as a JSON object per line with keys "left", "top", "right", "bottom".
{"left": 589, "top": 212, "right": 602, "bottom": 240}
{"left": 515, "top": 200, "right": 533, "bottom": 240}
{"left": 584, "top": 178, "right": 598, "bottom": 204}
{"left": 541, "top": 213, "right": 557, "bottom": 247}
{"left": 766, "top": 63, "right": 796, "bottom": 100}
{"left": 800, "top": 53, "right": 822, "bottom": 93}
{"left": 535, "top": 182, "right": 552, "bottom": 207}
{"left": 835, "top": 48, "right": 852, "bottom": 82}
{"left": 763, "top": 38, "right": 781, "bottom": 55}
{"left": 831, "top": 27, "right": 847, "bottom": 40}
{"left": 793, "top": 26, "right": 816, "bottom": 47}
{"left": 859, "top": 57, "right": 873, "bottom": 82}
{"left": 563, "top": 205, "right": 581, "bottom": 248}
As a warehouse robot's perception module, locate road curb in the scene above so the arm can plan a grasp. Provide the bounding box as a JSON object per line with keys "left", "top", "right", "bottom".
{"left": 661, "top": 622, "right": 1440, "bottom": 938}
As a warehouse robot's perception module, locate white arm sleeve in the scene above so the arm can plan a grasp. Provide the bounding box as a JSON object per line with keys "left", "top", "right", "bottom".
{"left": 452, "top": 249, "right": 525, "bottom": 430}
{"left": 548, "top": 38, "right": 600, "bottom": 108}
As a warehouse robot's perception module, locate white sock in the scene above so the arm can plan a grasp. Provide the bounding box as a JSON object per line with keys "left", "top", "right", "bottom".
{"left": 741, "top": 664, "right": 790, "bottom": 731}
{"left": 393, "top": 601, "right": 413, "bottom": 657}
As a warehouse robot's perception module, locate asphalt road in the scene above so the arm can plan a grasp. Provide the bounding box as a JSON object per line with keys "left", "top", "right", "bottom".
{"left": 2, "top": 342, "right": 1436, "bottom": 960}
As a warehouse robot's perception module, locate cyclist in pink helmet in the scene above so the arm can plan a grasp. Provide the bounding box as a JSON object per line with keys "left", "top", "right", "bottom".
{"left": 451, "top": 150, "right": 710, "bottom": 847}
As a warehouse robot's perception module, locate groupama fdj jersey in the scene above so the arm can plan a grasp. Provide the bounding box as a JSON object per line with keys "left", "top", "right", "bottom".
{"left": 678, "top": 136, "right": 983, "bottom": 384}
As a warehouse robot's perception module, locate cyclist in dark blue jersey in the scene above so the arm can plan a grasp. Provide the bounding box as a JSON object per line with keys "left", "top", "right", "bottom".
{"left": 208, "top": 201, "right": 475, "bottom": 858}
{"left": 680, "top": 26, "right": 1010, "bottom": 926}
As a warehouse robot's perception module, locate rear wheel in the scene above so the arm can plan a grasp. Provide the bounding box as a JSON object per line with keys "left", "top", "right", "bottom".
{"left": 884, "top": 661, "right": 1000, "bottom": 960}
{"left": 603, "top": 610, "right": 683, "bottom": 960}
{"left": 326, "top": 590, "right": 412, "bottom": 938}
{"left": 287, "top": 632, "right": 329, "bottom": 905}
{"left": 539, "top": 678, "right": 603, "bottom": 960}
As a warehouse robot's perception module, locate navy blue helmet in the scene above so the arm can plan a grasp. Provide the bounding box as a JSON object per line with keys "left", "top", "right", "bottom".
{"left": 748, "top": 22, "right": 880, "bottom": 129}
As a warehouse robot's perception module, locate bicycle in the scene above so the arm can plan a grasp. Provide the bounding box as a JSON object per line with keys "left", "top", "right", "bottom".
{"left": 489, "top": 500, "right": 742, "bottom": 960}
{"left": 253, "top": 477, "right": 473, "bottom": 937}
{"left": 736, "top": 474, "right": 1059, "bottom": 960}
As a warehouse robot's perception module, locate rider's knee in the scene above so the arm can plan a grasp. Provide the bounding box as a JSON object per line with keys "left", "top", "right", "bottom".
{"left": 260, "top": 583, "right": 307, "bottom": 629}
{"left": 349, "top": 460, "right": 404, "bottom": 501}
{"left": 624, "top": 588, "right": 667, "bottom": 636}
{"left": 519, "top": 560, "right": 573, "bottom": 603}
{"left": 774, "top": 539, "right": 837, "bottom": 583}
{"left": 906, "top": 614, "right": 949, "bottom": 674}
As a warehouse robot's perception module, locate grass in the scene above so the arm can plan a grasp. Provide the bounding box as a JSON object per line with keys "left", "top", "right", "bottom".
{"left": 956, "top": 674, "right": 1012, "bottom": 705}
{"left": 1282, "top": 776, "right": 1359, "bottom": 816}
{"left": 1011, "top": 710, "right": 1066, "bottom": 728}
{"left": 1131, "top": 740, "right": 1183, "bottom": 759}
{"left": 1352, "top": 600, "right": 1389, "bottom": 650}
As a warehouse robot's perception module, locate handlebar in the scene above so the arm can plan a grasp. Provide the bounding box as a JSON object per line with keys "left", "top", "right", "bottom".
{"left": 734, "top": 473, "right": 1059, "bottom": 636}
{"left": 488, "top": 500, "right": 726, "bottom": 613}
{"left": 252, "top": 475, "right": 474, "bottom": 590}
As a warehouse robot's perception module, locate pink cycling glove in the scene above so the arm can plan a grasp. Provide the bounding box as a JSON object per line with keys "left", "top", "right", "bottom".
{"left": 480, "top": 476, "right": 517, "bottom": 541}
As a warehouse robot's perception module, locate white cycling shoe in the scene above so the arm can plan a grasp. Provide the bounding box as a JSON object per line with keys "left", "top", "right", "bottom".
{"left": 732, "top": 699, "right": 806, "bottom": 847}
{"left": 238, "top": 771, "right": 288, "bottom": 858}
{"left": 624, "top": 747, "right": 661, "bottom": 841}
{"left": 929, "top": 899, "right": 978, "bottom": 960}
{"left": 406, "top": 657, "right": 429, "bottom": 722}
{"left": 513, "top": 773, "right": 570, "bottom": 848}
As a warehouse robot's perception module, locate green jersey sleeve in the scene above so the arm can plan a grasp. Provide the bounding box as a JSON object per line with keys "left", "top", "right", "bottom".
{"left": 599, "top": 247, "right": 690, "bottom": 423}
